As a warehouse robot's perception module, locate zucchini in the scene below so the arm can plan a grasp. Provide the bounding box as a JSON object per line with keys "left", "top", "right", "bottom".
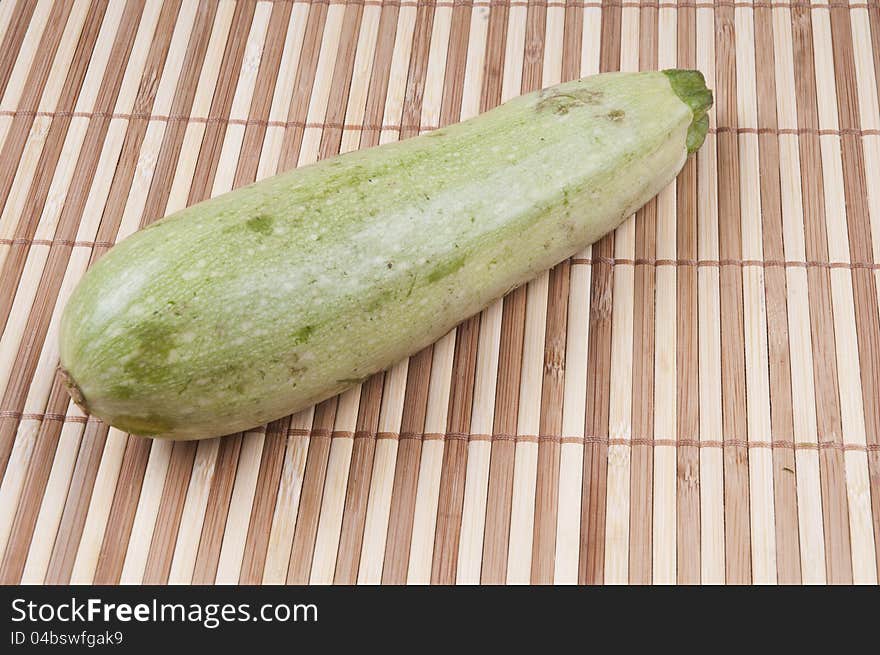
{"left": 59, "top": 70, "right": 712, "bottom": 440}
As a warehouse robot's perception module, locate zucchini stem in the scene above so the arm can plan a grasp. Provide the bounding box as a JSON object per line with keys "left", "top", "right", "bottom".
{"left": 662, "top": 69, "right": 713, "bottom": 154}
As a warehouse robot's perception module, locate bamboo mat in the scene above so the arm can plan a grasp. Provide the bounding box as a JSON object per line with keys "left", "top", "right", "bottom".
{"left": 0, "top": 0, "right": 878, "bottom": 586}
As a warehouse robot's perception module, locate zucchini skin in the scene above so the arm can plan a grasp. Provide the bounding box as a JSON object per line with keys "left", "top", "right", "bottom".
{"left": 60, "top": 70, "right": 712, "bottom": 439}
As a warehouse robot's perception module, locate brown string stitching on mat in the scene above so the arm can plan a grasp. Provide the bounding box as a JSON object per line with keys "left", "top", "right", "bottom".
{"left": 5, "top": 411, "right": 876, "bottom": 451}
{"left": 0, "top": 238, "right": 116, "bottom": 248}
{"left": 400, "top": 434, "right": 426, "bottom": 441}
{"left": 0, "top": 109, "right": 415, "bottom": 129}
{"left": 268, "top": 422, "right": 880, "bottom": 452}
{"left": 719, "top": 127, "right": 880, "bottom": 136}
{"left": 0, "top": 411, "right": 94, "bottom": 424}
{"left": 1, "top": 110, "right": 879, "bottom": 137}
{"left": 280, "top": 1, "right": 876, "bottom": 10}
{"left": 288, "top": 427, "right": 330, "bottom": 437}
{"left": 0, "top": 109, "right": 343, "bottom": 127}
{"left": 571, "top": 257, "right": 880, "bottom": 270}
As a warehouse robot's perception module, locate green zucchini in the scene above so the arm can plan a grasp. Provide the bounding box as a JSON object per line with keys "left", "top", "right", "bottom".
{"left": 59, "top": 70, "right": 712, "bottom": 440}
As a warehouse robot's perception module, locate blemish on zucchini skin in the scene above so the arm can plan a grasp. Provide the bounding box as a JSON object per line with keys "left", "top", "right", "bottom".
{"left": 426, "top": 253, "right": 467, "bottom": 283}
{"left": 113, "top": 413, "right": 174, "bottom": 436}
{"left": 574, "top": 88, "right": 603, "bottom": 104}
{"left": 336, "top": 377, "right": 367, "bottom": 386}
{"left": 535, "top": 89, "right": 603, "bottom": 115}
{"left": 166, "top": 300, "right": 182, "bottom": 317}
{"left": 123, "top": 319, "right": 176, "bottom": 384}
{"left": 606, "top": 109, "right": 625, "bottom": 121}
{"left": 291, "top": 324, "right": 315, "bottom": 345}
{"left": 365, "top": 292, "right": 391, "bottom": 313}
{"left": 246, "top": 214, "right": 275, "bottom": 235}
{"left": 404, "top": 274, "right": 418, "bottom": 298}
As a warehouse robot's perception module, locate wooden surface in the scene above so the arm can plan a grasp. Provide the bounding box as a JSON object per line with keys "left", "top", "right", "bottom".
{"left": 0, "top": 0, "right": 879, "bottom": 585}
